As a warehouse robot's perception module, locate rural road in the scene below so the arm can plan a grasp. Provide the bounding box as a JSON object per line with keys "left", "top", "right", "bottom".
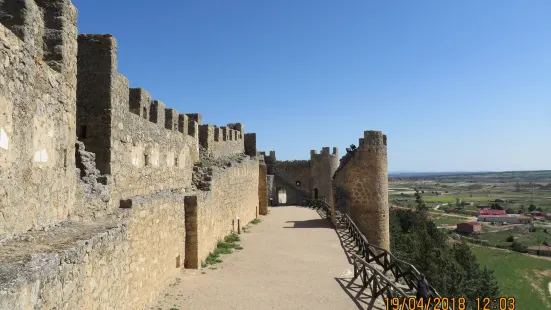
{"left": 147, "top": 206, "right": 362, "bottom": 310}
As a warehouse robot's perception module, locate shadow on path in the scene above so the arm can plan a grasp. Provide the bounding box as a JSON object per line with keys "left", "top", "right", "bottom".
{"left": 284, "top": 219, "right": 333, "bottom": 229}
{"left": 307, "top": 206, "right": 387, "bottom": 310}
{"left": 335, "top": 277, "right": 385, "bottom": 310}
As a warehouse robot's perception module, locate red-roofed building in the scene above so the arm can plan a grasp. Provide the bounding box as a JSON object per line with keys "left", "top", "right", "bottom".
{"left": 477, "top": 215, "right": 532, "bottom": 224}
{"left": 456, "top": 222, "right": 482, "bottom": 233}
{"left": 480, "top": 209, "right": 506, "bottom": 216}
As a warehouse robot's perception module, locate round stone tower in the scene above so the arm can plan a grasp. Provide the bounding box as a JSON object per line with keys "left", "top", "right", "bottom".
{"left": 349, "top": 131, "right": 389, "bottom": 250}
{"left": 309, "top": 147, "right": 339, "bottom": 201}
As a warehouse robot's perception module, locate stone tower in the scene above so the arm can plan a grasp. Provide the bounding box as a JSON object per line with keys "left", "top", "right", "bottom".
{"left": 333, "top": 131, "right": 389, "bottom": 250}
{"left": 353, "top": 131, "right": 389, "bottom": 250}
{"left": 310, "top": 147, "right": 339, "bottom": 201}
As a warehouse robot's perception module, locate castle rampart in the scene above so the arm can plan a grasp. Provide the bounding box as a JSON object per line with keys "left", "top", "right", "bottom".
{"left": 0, "top": 3, "right": 78, "bottom": 235}
{"left": 333, "top": 131, "right": 389, "bottom": 250}
{"left": 262, "top": 147, "right": 338, "bottom": 205}
{"left": 76, "top": 34, "right": 200, "bottom": 206}
{"left": 310, "top": 147, "right": 339, "bottom": 200}
{"left": 270, "top": 160, "right": 311, "bottom": 205}
{"left": 0, "top": 1, "right": 265, "bottom": 308}
{"left": 198, "top": 123, "right": 244, "bottom": 159}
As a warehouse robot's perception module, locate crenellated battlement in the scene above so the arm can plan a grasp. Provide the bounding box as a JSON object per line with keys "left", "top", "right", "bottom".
{"left": 259, "top": 150, "right": 276, "bottom": 165}
{"left": 0, "top": 2, "right": 256, "bottom": 232}
{"left": 198, "top": 123, "right": 245, "bottom": 158}
{"left": 0, "top": 2, "right": 266, "bottom": 309}
{"left": 359, "top": 130, "right": 387, "bottom": 148}
{"left": 0, "top": 0, "right": 78, "bottom": 81}
{"left": 310, "top": 146, "right": 339, "bottom": 159}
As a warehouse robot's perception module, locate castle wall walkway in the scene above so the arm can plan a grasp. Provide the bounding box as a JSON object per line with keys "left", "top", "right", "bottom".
{"left": 147, "top": 206, "right": 360, "bottom": 310}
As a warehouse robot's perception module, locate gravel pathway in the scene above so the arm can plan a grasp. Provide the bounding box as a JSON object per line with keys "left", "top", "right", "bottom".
{"left": 147, "top": 206, "right": 360, "bottom": 310}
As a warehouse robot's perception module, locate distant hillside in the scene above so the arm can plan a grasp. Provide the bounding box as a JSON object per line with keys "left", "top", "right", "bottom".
{"left": 389, "top": 171, "right": 492, "bottom": 178}
{"left": 389, "top": 170, "right": 551, "bottom": 182}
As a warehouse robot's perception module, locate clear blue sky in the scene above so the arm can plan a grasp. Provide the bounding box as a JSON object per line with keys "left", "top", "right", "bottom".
{"left": 73, "top": 0, "right": 551, "bottom": 172}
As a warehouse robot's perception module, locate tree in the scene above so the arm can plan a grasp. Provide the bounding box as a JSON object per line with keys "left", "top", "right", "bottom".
{"left": 390, "top": 191, "right": 501, "bottom": 303}
{"left": 511, "top": 241, "right": 527, "bottom": 253}
{"left": 505, "top": 208, "right": 515, "bottom": 214}
{"left": 490, "top": 203, "right": 503, "bottom": 210}
{"left": 414, "top": 188, "right": 429, "bottom": 215}
{"left": 528, "top": 204, "right": 537, "bottom": 212}
{"left": 477, "top": 267, "right": 500, "bottom": 298}
{"left": 536, "top": 207, "right": 543, "bottom": 212}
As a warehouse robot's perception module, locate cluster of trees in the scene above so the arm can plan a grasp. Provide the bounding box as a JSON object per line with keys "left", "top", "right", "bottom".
{"left": 505, "top": 204, "right": 544, "bottom": 215}
{"left": 389, "top": 189, "right": 500, "bottom": 304}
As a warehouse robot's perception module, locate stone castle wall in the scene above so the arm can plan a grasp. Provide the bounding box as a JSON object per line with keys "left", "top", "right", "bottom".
{"left": 262, "top": 148, "right": 338, "bottom": 206}
{"left": 0, "top": 192, "right": 187, "bottom": 310}
{"left": 310, "top": 147, "right": 339, "bottom": 200}
{"left": 0, "top": 1, "right": 268, "bottom": 309}
{"left": 195, "top": 158, "right": 259, "bottom": 264}
{"left": 333, "top": 131, "right": 389, "bottom": 250}
{"left": 199, "top": 124, "right": 245, "bottom": 159}
{"left": 0, "top": 1, "right": 78, "bottom": 236}
{"left": 271, "top": 160, "right": 310, "bottom": 205}
{"left": 77, "top": 35, "right": 200, "bottom": 208}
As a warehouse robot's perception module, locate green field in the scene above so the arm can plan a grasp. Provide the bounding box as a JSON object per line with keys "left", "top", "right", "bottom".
{"left": 431, "top": 215, "right": 472, "bottom": 226}
{"left": 471, "top": 246, "right": 551, "bottom": 309}
{"left": 389, "top": 172, "right": 551, "bottom": 212}
{"left": 478, "top": 228, "right": 551, "bottom": 248}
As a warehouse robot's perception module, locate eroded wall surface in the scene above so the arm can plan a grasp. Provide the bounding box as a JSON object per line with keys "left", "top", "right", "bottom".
{"left": 0, "top": 192, "right": 185, "bottom": 310}
{"left": 272, "top": 160, "right": 310, "bottom": 205}
{"left": 332, "top": 131, "right": 390, "bottom": 250}
{"left": 310, "top": 148, "right": 339, "bottom": 200}
{"left": 77, "top": 35, "right": 199, "bottom": 207}
{"left": 0, "top": 6, "right": 77, "bottom": 235}
{"left": 196, "top": 158, "right": 259, "bottom": 263}
{"left": 0, "top": 2, "right": 263, "bottom": 309}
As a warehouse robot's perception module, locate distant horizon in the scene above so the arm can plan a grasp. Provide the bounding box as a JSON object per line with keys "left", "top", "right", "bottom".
{"left": 74, "top": 0, "right": 551, "bottom": 172}
{"left": 388, "top": 169, "right": 551, "bottom": 176}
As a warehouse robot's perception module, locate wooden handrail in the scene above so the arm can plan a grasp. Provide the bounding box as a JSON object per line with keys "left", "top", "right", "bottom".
{"left": 350, "top": 253, "right": 408, "bottom": 298}
{"left": 302, "top": 198, "right": 441, "bottom": 298}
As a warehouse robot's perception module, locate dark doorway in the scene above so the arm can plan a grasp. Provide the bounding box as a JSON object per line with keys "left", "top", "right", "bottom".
{"left": 314, "top": 188, "right": 319, "bottom": 199}
{"left": 184, "top": 196, "right": 198, "bottom": 269}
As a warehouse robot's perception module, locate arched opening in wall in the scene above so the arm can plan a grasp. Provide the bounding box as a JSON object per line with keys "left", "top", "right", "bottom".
{"left": 142, "top": 107, "right": 147, "bottom": 119}
{"left": 277, "top": 188, "right": 287, "bottom": 204}
{"left": 314, "top": 188, "right": 319, "bottom": 199}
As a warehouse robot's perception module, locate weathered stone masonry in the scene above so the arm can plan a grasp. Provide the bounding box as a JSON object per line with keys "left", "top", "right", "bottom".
{"left": 0, "top": 1, "right": 269, "bottom": 309}
{"left": 333, "top": 131, "right": 389, "bottom": 251}
{"left": 0, "top": 0, "right": 78, "bottom": 236}
{"left": 264, "top": 131, "right": 389, "bottom": 251}
{"left": 261, "top": 147, "right": 339, "bottom": 205}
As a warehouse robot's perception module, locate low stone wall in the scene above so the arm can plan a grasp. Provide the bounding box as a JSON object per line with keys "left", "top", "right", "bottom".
{"left": 0, "top": 191, "right": 186, "bottom": 310}
{"left": 196, "top": 158, "right": 259, "bottom": 264}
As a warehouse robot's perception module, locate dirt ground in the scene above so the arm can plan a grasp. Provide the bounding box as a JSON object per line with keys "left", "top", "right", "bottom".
{"left": 147, "top": 206, "right": 360, "bottom": 310}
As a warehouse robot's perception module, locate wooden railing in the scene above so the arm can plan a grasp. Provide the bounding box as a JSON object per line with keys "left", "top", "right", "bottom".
{"left": 301, "top": 198, "right": 441, "bottom": 299}
{"left": 350, "top": 253, "right": 408, "bottom": 300}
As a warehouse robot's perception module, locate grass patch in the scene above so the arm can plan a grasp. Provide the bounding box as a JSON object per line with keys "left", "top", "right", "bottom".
{"left": 200, "top": 233, "right": 242, "bottom": 268}
{"left": 431, "top": 215, "right": 471, "bottom": 226}
{"left": 250, "top": 218, "right": 262, "bottom": 225}
{"left": 224, "top": 233, "right": 240, "bottom": 243}
{"left": 471, "top": 246, "right": 551, "bottom": 309}
{"left": 216, "top": 241, "right": 241, "bottom": 254}
{"left": 201, "top": 251, "right": 222, "bottom": 268}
